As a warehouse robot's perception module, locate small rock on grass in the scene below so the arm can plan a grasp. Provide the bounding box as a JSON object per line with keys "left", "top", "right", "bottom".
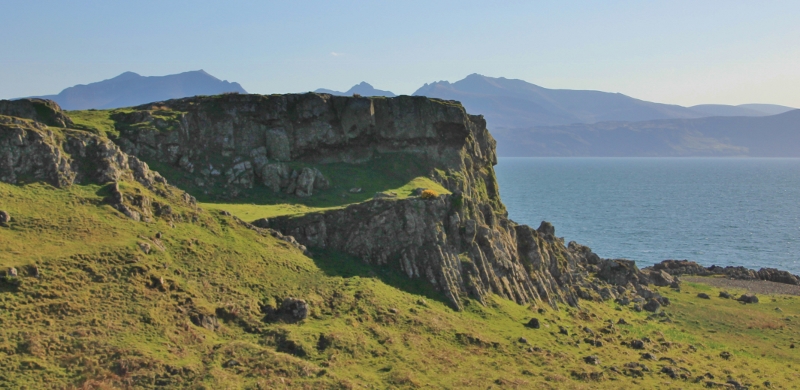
{"left": 641, "top": 352, "right": 657, "bottom": 361}
{"left": 737, "top": 294, "right": 759, "bottom": 304}
{"left": 138, "top": 242, "right": 151, "bottom": 254}
{"left": 697, "top": 293, "right": 711, "bottom": 299}
{"left": 0, "top": 210, "right": 10, "bottom": 225}
{"left": 643, "top": 299, "right": 661, "bottom": 313}
{"left": 583, "top": 355, "right": 600, "bottom": 365}
{"left": 719, "top": 291, "right": 732, "bottom": 299}
{"left": 525, "top": 318, "right": 540, "bottom": 329}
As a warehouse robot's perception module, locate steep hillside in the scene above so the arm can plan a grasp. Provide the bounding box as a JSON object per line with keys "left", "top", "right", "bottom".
{"left": 28, "top": 70, "right": 246, "bottom": 110}
{"left": 493, "top": 110, "right": 800, "bottom": 157}
{"left": 2, "top": 97, "right": 799, "bottom": 388}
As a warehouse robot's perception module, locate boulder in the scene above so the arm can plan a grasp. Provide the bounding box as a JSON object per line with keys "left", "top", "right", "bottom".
{"left": 0, "top": 210, "right": 9, "bottom": 225}
{"left": 190, "top": 312, "right": 220, "bottom": 331}
{"left": 719, "top": 291, "right": 732, "bottom": 299}
{"left": 8, "top": 267, "right": 18, "bottom": 277}
{"left": 261, "top": 163, "right": 289, "bottom": 193}
{"left": 252, "top": 218, "right": 269, "bottom": 229}
{"left": 138, "top": 242, "right": 151, "bottom": 254}
{"left": 737, "top": 294, "right": 759, "bottom": 304}
{"left": 583, "top": 355, "right": 600, "bottom": 365}
{"left": 312, "top": 168, "right": 330, "bottom": 190}
{"left": 525, "top": 318, "right": 540, "bottom": 329}
{"left": 280, "top": 297, "right": 308, "bottom": 322}
{"left": 643, "top": 298, "right": 661, "bottom": 313}
{"left": 697, "top": 293, "right": 711, "bottom": 299}
{"left": 649, "top": 270, "right": 675, "bottom": 287}
{"left": 596, "top": 259, "right": 649, "bottom": 287}
{"left": 295, "top": 167, "right": 316, "bottom": 197}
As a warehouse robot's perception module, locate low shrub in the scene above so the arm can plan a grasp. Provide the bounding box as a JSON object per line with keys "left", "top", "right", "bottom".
{"left": 420, "top": 189, "right": 438, "bottom": 200}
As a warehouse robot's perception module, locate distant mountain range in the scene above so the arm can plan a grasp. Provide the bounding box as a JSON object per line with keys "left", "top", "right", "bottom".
{"left": 321, "top": 75, "right": 798, "bottom": 157}
{"left": 16, "top": 70, "right": 799, "bottom": 157}
{"left": 412, "top": 74, "right": 796, "bottom": 127}
{"left": 314, "top": 82, "right": 395, "bottom": 97}
{"left": 28, "top": 70, "right": 246, "bottom": 110}
{"left": 492, "top": 109, "right": 800, "bottom": 157}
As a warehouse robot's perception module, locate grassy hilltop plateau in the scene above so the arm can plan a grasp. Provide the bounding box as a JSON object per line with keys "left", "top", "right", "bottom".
{"left": 1, "top": 95, "right": 800, "bottom": 389}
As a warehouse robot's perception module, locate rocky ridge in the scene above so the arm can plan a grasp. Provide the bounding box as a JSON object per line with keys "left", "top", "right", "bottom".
{"left": 0, "top": 99, "right": 196, "bottom": 223}
{"left": 647, "top": 259, "right": 800, "bottom": 286}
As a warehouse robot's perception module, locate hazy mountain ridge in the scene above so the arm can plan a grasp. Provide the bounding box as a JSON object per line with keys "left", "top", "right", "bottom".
{"left": 29, "top": 70, "right": 246, "bottom": 110}
{"left": 493, "top": 109, "right": 800, "bottom": 157}
{"left": 314, "top": 81, "right": 395, "bottom": 97}
{"left": 412, "top": 74, "right": 796, "bottom": 128}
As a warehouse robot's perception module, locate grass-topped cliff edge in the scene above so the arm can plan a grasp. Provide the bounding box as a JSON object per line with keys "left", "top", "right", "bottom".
{"left": 1, "top": 97, "right": 799, "bottom": 389}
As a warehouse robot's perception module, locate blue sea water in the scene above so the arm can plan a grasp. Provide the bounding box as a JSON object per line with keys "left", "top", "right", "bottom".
{"left": 495, "top": 158, "right": 800, "bottom": 274}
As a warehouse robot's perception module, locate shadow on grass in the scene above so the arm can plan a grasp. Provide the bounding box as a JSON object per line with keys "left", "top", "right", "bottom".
{"left": 308, "top": 247, "right": 451, "bottom": 307}
{"left": 145, "top": 153, "right": 432, "bottom": 208}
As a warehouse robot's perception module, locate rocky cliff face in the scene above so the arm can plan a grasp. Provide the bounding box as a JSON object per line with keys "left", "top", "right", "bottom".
{"left": 270, "top": 195, "right": 605, "bottom": 309}
{"left": 107, "top": 93, "right": 673, "bottom": 310}
{"left": 112, "top": 94, "right": 499, "bottom": 204}
{"left": 1, "top": 94, "right": 668, "bottom": 311}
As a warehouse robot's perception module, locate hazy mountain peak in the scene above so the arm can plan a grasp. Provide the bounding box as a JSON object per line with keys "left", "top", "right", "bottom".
{"left": 314, "top": 82, "right": 395, "bottom": 97}
{"left": 26, "top": 70, "right": 247, "bottom": 110}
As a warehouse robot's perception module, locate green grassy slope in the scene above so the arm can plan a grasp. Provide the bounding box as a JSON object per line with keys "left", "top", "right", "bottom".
{"left": 2, "top": 180, "right": 799, "bottom": 389}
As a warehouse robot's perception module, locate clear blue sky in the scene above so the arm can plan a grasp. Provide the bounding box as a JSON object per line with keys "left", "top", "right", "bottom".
{"left": 2, "top": 1, "right": 799, "bottom": 107}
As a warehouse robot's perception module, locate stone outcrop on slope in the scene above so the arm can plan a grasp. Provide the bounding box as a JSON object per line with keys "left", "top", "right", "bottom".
{"left": 0, "top": 115, "right": 165, "bottom": 189}
{"left": 0, "top": 113, "right": 196, "bottom": 222}
{"left": 270, "top": 195, "right": 600, "bottom": 309}
{"left": 648, "top": 260, "right": 800, "bottom": 286}
{"left": 0, "top": 99, "right": 74, "bottom": 128}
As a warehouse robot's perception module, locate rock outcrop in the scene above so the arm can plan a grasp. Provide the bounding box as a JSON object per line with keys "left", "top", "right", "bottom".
{"left": 0, "top": 113, "right": 196, "bottom": 222}
{"left": 648, "top": 260, "right": 800, "bottom": 286}
{"left": 110, "top": 94, "right": 491, "bottom": 201}
{"left": 0, "top": 99, "right": 74, "bottom": 128}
